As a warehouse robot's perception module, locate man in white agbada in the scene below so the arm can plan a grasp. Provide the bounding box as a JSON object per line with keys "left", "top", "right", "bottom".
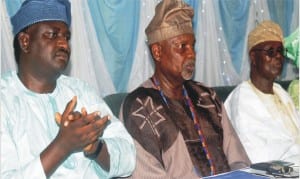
{"left": 224, "top": 20, "right": 300, "bottom": 165}
{"left": 1, "top": 0, "right": 135, "bottom": 178}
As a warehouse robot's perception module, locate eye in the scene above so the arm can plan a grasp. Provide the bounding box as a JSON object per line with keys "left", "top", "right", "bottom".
{"left": 277, "top": 47, "right": 285, "bottom": 56}
{"left": 174, "top": 43, "right": 186, "bottom": 51}
{"left": 266, "top": 47, "right": 287, "bottom": 57}
{"left": 65, "top": 33, "right": 71, "bottom": 41}
{"left": 266, "top": 48, "right": 275, "bottom": 57}
{"left": 179, "top": 43, "right": 186, "bottom": 49}
{"left": 43, "top": 31, "right": 71, "bottom": 41}
{"left": 44, "top": 31, "right": 58, "bottom": 39}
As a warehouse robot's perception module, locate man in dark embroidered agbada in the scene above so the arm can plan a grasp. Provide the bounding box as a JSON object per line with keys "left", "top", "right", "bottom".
{"left": 120, "top": 0, "right": 251, "bottom": 178}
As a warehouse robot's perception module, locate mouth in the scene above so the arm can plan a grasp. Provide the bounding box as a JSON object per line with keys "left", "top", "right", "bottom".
{"left": 184, "top": 60, "right": 195, "bottom": 72}
{"left": 273, "top": 61, "right": 283, "bottom": 69}
{"left": 182, "top": 60, "right": 195, "bottom": 80}
{"left": 55, "top": 51, "right": 69, "bottom": 62}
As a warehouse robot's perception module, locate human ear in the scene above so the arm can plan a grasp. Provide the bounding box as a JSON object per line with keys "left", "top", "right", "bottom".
{"left": 151, "top": 43, "right": 162, "bottom": 62}
{"left": 249, "top": 51, "right": 256, "bottom": 66}
{"left": 18, "top": 32, "right": 30, "bottom": 53}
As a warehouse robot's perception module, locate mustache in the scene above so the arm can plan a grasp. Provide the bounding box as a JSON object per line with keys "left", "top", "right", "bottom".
{"left": 183, "top": 59, "right": 195, "bottom": 67}
{"left": 56, "top": 48, "right": 70, "bottom": 57}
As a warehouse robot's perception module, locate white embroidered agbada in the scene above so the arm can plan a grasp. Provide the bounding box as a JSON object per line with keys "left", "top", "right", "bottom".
{"left": 224, "top": 81, "right": 300, "bottom": 165}
{"left": 1, "top": 71, "right": 136, "bottom": 179}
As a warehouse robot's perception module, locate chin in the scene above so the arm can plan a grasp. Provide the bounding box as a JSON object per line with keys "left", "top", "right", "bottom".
{"left": 182, "top": 74, "right": 194, "bottom": 80}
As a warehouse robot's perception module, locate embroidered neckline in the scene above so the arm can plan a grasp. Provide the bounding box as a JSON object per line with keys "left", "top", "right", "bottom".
{"left": 247, "top": 80, "right": 299, "bottom": 136}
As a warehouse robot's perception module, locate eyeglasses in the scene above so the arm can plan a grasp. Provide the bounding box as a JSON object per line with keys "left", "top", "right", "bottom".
{"left": 252, "top": 47, "right": 288, "bottom": 58}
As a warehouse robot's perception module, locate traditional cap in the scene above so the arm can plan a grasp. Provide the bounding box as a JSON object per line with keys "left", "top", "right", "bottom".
{"left": 248, "top": 20, "right": 283, "bottom": 52}
{"left": 145, "top": 0, "right": 194, "bottom": 44}
{"left": 11, "top": 0, "right": 71, "bottom": 36}
{"left": 284, "top": 28, "right": 299, "bottom": 68}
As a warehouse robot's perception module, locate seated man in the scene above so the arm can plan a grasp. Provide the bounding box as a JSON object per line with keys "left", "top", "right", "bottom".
{"left": 1, "top": 0, "right": 135, "bottom": 178}
{"left": 121, "top": 0, "right": 250, "bottom": 178}
{"left": 224, "top": 20, "right": 300, "bottom": 165}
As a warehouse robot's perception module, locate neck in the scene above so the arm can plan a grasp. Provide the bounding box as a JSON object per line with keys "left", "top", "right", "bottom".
{"left": 18, "top": 71, "right": 58, "bottom": 93}
{"left": 250, "top": 77, "right": 274, "bottom": 94}
{"left": 153, "top": 74, "right": 184, "bottom": 100}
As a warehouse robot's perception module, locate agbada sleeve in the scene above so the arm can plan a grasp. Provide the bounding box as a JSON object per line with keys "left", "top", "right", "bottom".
{"left": 93, "top": 114, "right": 136, "bottom": 178}
{"left": 78, "top": 83, "right": 136, "bottom": 178}
{"left": 1, "top": 103, "right": 47, "bottom": 179}
{"left": 221, "top": 104, "right": 251, "bottom": 170}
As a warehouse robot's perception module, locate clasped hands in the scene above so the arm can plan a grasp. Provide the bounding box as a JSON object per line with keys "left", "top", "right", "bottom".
{"left": 55, "top": 96, "right": 110, "bottom": 156}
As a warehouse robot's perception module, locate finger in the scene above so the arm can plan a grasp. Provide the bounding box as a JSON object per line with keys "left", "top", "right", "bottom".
{"left": 67, "top": 111, "right": 82, "bottom": 121}
{"left": 83, "top": 135, "right": 99, "bottom": 152}
{"left": 83, "top": 131, "right": 102, "bottom": 152}
{"left": 93, "top": 115, "right": 111, "bottom": 130}
{"left": 61, "top": 111, "right": 81, "bottom": 127}
{"left": 82, "top": 111, "right": 101, "bottom": 124}
{"left": 82, "top": 116, "right": 90, "bottom": 124}
{"left": 80, "top": 107, "right": 89, "bottom": 124}
{"left": 55, "top": 112, "right": 62, "bottom": 125}
{"left": 83, "top": 143, "right": 93, "bottom": 152}
{"left": 62, "top": 96, "right": 77, "bottom": 118}
{"left": 61, "top": 96, "right": 77, "bottom": 127}
{"left": 78, "top": 115, "right": 110, "bottom": 147}
{"left": 82, "top": 115, "right": 110, "bottom": 138}
{"left": 63, "top": 120, "right": 70, "bottom": 127}
{"left": 81, "top": 107, "right": 87, "bottom": 117}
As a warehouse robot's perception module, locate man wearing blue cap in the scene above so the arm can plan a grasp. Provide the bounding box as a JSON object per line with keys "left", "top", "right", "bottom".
{"left": 1, "top": 0, "right": 135, "bottom": 178}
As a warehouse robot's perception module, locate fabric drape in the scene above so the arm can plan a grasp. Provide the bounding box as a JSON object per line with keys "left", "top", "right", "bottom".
{"left": 2, "top": 0, "right": 298, "bottom": 96}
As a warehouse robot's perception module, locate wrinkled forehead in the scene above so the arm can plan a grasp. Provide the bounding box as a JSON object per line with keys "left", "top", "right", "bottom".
{"left": 27, "top": 21, "right": 69, "bottom": 31}
{"left": 161, "top": 33, "right": 195, "bottom": 44}
{"left": 252, "top": 41, "right": 283, "bottom": 49}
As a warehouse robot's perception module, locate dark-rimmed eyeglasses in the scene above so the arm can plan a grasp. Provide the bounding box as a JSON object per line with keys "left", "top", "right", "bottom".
{"left": 252, "top": 47, "right": 288, "bottom": 58}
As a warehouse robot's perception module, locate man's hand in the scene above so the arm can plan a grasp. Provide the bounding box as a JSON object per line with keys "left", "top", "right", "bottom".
{"left": 54, "top": 96, "right": 110, "bottom": 153}
{"left": 40, "top": 96, "right": 110, "bottom": 177}
{"left": 54, "top": 96, "right": 94, "bottom": 151}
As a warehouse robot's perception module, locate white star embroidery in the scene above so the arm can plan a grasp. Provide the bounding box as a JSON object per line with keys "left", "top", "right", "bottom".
{"left": 132, "top": 96, "right": 166, "bottom": 137}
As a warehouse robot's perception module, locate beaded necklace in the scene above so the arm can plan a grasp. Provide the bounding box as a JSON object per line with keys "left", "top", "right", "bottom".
{"left": 151, "top": 77, "right": 216, "bottom": 175}
{"left": 152, "top": 77, "right": 170, "bottom": 108}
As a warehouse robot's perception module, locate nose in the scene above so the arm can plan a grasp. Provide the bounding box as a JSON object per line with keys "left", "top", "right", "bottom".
{"left": 273, "top": 49, "right": 284, "bottom": 61}
{"left": 187, "top": 45, "right": 196, "bottom": 59}
{"left": 275, "top": 50, "right": 282, "bottom": 58}
{"left": 57, "top": 37, "right": 70, "bottom": 52}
